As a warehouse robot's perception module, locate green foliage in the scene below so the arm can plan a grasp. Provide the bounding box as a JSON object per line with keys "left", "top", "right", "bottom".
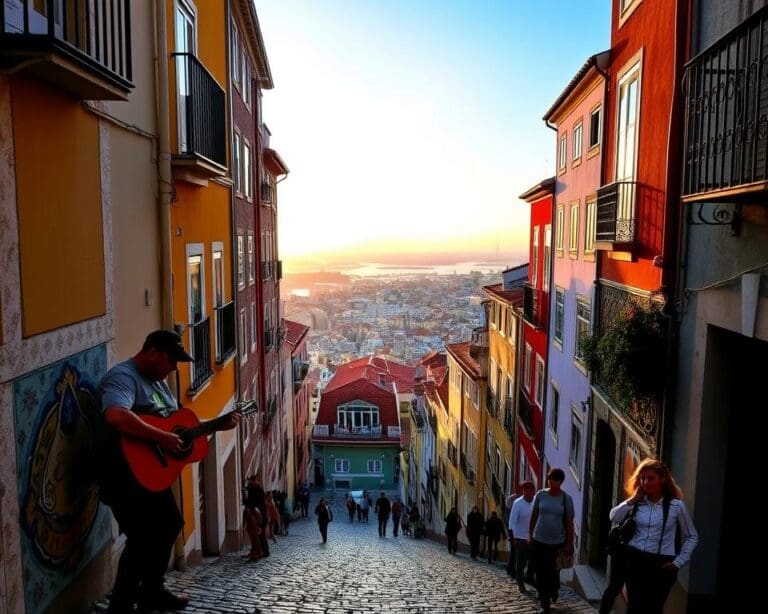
{"left": 581, "top": 307, "right": 667, "bottom": 411}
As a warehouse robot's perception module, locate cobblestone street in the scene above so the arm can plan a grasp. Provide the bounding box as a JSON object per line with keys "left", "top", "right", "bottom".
{"left": 96, "top": 494, "right": 596, "bottom": 613}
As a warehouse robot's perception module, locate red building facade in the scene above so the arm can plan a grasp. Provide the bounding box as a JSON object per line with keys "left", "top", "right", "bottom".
{"left": 517, "top": 178, "right": 555, "bottom": 487}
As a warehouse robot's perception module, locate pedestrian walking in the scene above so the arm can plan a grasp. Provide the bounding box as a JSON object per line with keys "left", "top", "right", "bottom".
{"left": 485, "top": 511, "right": 506, "bottom": 563}
{"left": 466, "top": 506, "right": 484, "bottom": 559}
{"left": 243, "top": 476, "right": 264, "bottom": 560}
{"left": 529, "top": 468, "right": 575, "bottom": 614}
{"left": 360, "top": 490, "right": 370, "bottom": 522}
{"left": 505, "top": 491, "right": 519, "bottom": 577}
{"left": 346, "top": 493, "right": 356, "bottom": 523}
{"left": 444, "top": 507, "right": 462, "bottom": 554}
{"left": 509, "top": 482, "right": 536, "bottom": 593}
{"left": 391, "top": 496, "right": 402, "bottom": 537}
{"left": 375, "top": 492, "right": 391, "bottom": 537}
{"left": 603, "top": 459, "right": 698, "bottom": 614}
{"left": 315, "top": 497, "right": 333, "bottom": 544}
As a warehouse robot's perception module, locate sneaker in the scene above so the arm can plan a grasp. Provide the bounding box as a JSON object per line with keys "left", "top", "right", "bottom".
{"left": 139, "top": 588, "right": 189, "bottom": 611}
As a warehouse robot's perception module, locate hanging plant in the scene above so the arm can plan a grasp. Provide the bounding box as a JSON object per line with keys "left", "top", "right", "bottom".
{"left": 582, "top": 307, "right": 667, "bottom": 411}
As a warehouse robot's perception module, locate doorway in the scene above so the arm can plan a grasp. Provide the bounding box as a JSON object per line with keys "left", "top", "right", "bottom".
{"left": 589, "top": 419, "right": 616, "bottom": 567}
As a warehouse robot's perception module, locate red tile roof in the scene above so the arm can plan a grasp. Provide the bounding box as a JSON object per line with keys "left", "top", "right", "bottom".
{"left": 284, "top": 319, "right": 309, "bottom": 348}
{"left": 324, "top": 355, "right": 416, "bottom": 394}
{"left": 446, "top": 341, "right": 483, "bottom": 380}
{"left": 483, "top": 284, "right": 525, "bottom": 306}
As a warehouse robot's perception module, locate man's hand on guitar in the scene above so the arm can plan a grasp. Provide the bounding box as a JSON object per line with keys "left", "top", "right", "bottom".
{"left": 157, "top": 430, "right": 185, "bottom": 454}
{"left": 218, "top": 412, "right": 242, "bottom": 431}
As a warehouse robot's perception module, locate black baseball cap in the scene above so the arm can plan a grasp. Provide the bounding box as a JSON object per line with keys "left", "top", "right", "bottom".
{"left": 143, "top": 330, "right": 194, "bottom": 362}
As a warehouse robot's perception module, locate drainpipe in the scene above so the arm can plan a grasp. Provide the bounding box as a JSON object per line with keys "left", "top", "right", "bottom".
{"left": 154, "top": 0, "right": 186, "bottom": 571}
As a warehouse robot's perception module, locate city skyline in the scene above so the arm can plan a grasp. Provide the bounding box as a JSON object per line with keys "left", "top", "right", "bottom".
{"left": 258, "top": 0, "right": 609, "bottom": 266}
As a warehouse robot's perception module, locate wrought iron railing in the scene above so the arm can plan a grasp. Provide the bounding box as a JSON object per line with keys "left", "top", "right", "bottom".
{"left": 523, "top": 284, "right": 548, "bottom": 330}
{"left": 683, "top": 6, "right": 768, "bottom": 198}
{"left": 0, "top": 0, "right": 133, "bottom": 93}
{"left": 188, "top": 317, "right": 213, "bottom": 392}
{"left": 503, "top": 397, "right": 515, "bottom": 441}
{"left": 214, "top": 301, "right": 236, "bottom": 363}
{"left": 174, "top": 52, "right": 226, "bottom": 168}
{"left": 264, "top": 328, "right": 273, "bottom": 350}
{"left": 261, "top": 181, "right": 273, "bottom": 202}
{"left": 491, "top": 474, "right": 503, "bottom": 505}
{"left": 596, "top": 181, "right": 637, "bottom": 244}
{"left": 486, "top": 388, "right": 499, "bottom": 419}
{"left": 459, "top": 452, "right": 475, "bottom": 483}
{"left": 517, "top": 391, "right": 534, "bottom": 440}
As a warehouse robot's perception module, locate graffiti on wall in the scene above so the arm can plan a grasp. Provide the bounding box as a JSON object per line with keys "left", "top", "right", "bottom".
{"left": 14, "top": 344, "right": 112, "bottom": 613}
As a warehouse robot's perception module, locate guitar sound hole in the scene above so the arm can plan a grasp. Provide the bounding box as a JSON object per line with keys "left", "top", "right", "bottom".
{"left": 171, "top": 427, "right": 194, "bottom": 459}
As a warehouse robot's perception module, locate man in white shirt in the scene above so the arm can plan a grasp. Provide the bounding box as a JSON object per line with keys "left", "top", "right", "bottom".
{"left": 508, "top": 482, "right": 536, "bottom": 593}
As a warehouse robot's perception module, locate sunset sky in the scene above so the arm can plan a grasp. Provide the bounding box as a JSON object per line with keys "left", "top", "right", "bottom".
{"left": 257, "top": 0, "right": 609, "bottom": 271}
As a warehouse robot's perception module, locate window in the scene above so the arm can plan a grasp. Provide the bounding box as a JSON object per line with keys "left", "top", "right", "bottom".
{"left": 231, "top": 23, "right": 240, "bottom": 86}
{"left": 519, "top": 449, "right": 531, "bottom": 485}
{"left": 247, "top": 233, "right": 255, "bottom": 283}
{"left": 585, "top": 198, "right": 597, "bottom": 254}
{"left": 506, "top": 376, "right": 514, "bottom": 405}
{"left": 549, "top": 382, "right": 560, "bottom": 441}
{"left": 555, "top": 206, "right": 564, "bottom": 254}
{"left": 505, "top": 306, "right": 516, "bottom": 342}
{"left": 532, "top": 226, "right": 539, "bottom": 286}
{"left": 250, "top": 302, "right": 256, "bottom": 351}
{"left": 535, "top": 356, "right": 545, "bottom": 408}
{"left": 616, "top": 61, "right": 641, "bottom": 223}
{"left": 239, "top": 308, "right": 247, "bottom": 365}
{"left": 505, "top": 461, "right": 512, "bottom": 495}
{"left": 575, "top": 296, "right": 591, "bottom": 363}
{"left": 175, "top": 0, "right": 196, "bottom": 153}
{"left": 336, "top": 402, "right": 380, "bottom": 430}
{"left": 243, "top": 140, "right": 252, "bottom": 200}
{"left": 569, "top": 410, "right": 583, "bottom": 475}
{"left": 524, "top": 343, "right": 532, "bottom": 391}
{"left": 334, "top": 459, "right": 350, "bottom": 473}
{"left": 487, "top": 427, "right": 493, "bottom": 460}
{"left": 237, "top": 234, "right": 245, "bottom": 288}
{"left": 233, "top": 132, "right": 241, "bottom": 194}
{"left": 554, "top": 288, "right": 565, "bottom": 346}
{"left": 489, "top": 358, "right": 497, "bottom": 393}
{"left": 619, "top": 0, "right": 643, "bottom": 24}
{"left": 543, "top": 225, "right": 552, "bottom": 292}
{"left": 186, "top": 244, "right": 204, "bottom": 325}
{"left": 559, "top": 135, "right": 567, "bottom": 172}
{"left": 212, "top": 244, "right": 224, "bottom": 308}
{"left": 569, "top": 202, "right": 579, "bottom": 256}
{"left": 471, "top": 380, "right": 479, "bottom": 408}
{"left": 589, "top": 106, "right": 602, "bottom": 149}
{"left": 572, "top": 122, "right": 583, "bottom": 161}
{"left": 367, "top": 459, "right": 382, "bottom": 473}
{"left": 242, "top": 53, "right": 250, "bottom": 107}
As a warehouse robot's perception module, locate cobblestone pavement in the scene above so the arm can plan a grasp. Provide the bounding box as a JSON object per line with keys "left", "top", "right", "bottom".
{"left": 95, "top": 493, "right": 596, "bottom": 613}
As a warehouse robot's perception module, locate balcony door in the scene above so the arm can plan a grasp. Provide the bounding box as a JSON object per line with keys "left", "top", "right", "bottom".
{"left": 615, "top": 62, "right": 640, "bottom": 222}
{"left": 175, "top": 0, "right": 196, "bottom": 153}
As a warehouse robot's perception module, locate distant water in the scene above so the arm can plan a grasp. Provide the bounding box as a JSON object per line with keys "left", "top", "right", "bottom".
{"left": 341, "top": 261, "right": 510, "bottom": 277}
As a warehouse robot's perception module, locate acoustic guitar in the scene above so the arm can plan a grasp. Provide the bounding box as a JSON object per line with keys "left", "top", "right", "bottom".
{"left": 121, "top": 401, "right": 257, "bottom": 492}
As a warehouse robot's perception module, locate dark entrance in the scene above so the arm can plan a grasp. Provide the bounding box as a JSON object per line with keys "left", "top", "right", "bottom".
{"left": 589, "top": 419, "right": 616, "bottom": 567}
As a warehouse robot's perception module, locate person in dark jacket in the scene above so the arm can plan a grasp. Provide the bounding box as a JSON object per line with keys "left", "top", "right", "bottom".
{"left": 315, "top": 497, "right": 333, "bottom": 543}
{"left": 485, "top": 511, "right": 506, "bottom": 563}
{"left": 466, "top": 506, "right": 485, "bottom": 559}
{"left": 375, "top": 492, "right": 391, "bottom": 537}
{"left": 444, "top": 507, "right": 462, "bottom": 554}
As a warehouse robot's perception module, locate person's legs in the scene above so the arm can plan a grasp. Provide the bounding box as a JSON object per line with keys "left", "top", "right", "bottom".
{"left": 393, "top": 515, "right": 400, "bottom": 537}
{"left": 599, "top": 552, "right": 628, "bottom": 614}
{"left": 469, "top": 535, "right": 479, "bottom": 559}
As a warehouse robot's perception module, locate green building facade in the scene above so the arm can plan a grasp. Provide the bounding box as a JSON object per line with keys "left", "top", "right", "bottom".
{"left": 315, "top": 443, "right": 401, "bottom": 491}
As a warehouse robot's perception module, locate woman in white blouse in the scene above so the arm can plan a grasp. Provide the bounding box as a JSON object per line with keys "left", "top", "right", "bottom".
{"left": 609, "top": 459, "right": 698, "bottom": 614}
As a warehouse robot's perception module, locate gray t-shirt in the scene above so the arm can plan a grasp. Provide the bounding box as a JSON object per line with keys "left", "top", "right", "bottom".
{"left": 99, "top": 359, "right": 178, "bottom": 416}
{"left": 532, "top": 489, "right": 575, "bottom": 545}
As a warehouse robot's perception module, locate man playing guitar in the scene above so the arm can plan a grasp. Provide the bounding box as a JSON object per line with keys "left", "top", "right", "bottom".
{"left": 97, "top": 330, "right": 240, "bottom": 613}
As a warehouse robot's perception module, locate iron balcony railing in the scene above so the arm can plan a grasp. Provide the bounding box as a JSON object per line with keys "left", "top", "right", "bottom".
{"left": 517, "top": 391, "right": 535, "bottom": 440}
{"left": 0, "top": 0, "right": 133, "bottom": 96}
{"left": 262, "top": 260, "right": 272, "bottom": 279}
{"left": 447, "top": 441, "right": 458, "bottom": 467}
{"left": 188, "top": 317, "right": 213, "bottom": 392}
{"left": 261, "top": 181, "right": 273, "bottom": 203}
{"left": 596, "top": 181, "right": 637, "bottom": 244}
{"left": 214, "top": 301, "right": 236, "bottom": 364}
{"left": 174, "top": 52, "right": 226, "bottom": 168}
{"left": 486, "top": 388, "right": 498, "bottom": 418}
{"left": 503, "top": 397, "right": 515, "bottom": 441}
{"left": 264, "top": 328, "right": 273, "bottom": 350}
{"left": 683, "top": 6, "right": 768, "bottom": 199}
{"left": 459, "top": 452, "right": 475, "bottom": 483}
{"left": 312, "top": 424, "right": 400, "bottom": 439}
{"left": 523, "top": 284, "right": 548, "bottom": 330}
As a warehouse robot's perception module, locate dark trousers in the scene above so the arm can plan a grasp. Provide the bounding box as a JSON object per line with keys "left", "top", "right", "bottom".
{"left": 488, "top": 537, "right": 501, "bottom": 562}
{"left": 319, "top": 521, "right": 329, "bottom": 543}
{"left": 446, "top": 531, "right": 458, "bottom": 553}
{"left": 506, "top": 538, "right": 517, "bottom": 575}
{"left": 300, "top": 501, "right": 309, "bottom": 518}
{"left": 362, "top": 508, "right": 369, "bottom": 522}
{"left": 515, "top": 539, "right": 534, "bottom": 585}
{"left": 378, "top": 515, "right": 389, "bottom": 536}
{"left": 600, "top": 551, "right": 628, "bottom": 614}
{"left": 469, "top": 534, "right": 481, "bottom": 559}
{"left": 533, "top": 541, "right": 563, "bottom": 611}
{"left": 625, "top": 548, "right": 677, "bottom": 614}
{"left": 392, "top": 514, "right": 401, "bottom": 536}
{"left": 99, "top": 458, "right": 183, "bottom": 607}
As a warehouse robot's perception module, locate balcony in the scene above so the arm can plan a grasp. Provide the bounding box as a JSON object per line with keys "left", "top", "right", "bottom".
{"left": 293, "top": 359, "right": 309, "bottom": 392}
{"left": 523, "top": 284, "right": 548, "bottom": 330}
{"left": 503, "top": 397, "right": 515, "bottom": 441}
{"left": 172, "top": 52, "right": 226, "bottom": 179}
{"left": 275, "top": 260, "right": 283, "bottom": 281}
{"left": 486, "top": 388, "right": 499, "bottom": 419}
{"left": 595, "top": 181, "right": 637, "bottom": 250}
{"left": 312, "top": 424, "right": 400, "bottom": 440}
{"left": 447, "top": 441, "right": 458, "bottom": 467}
{"left": 517, "top": 391, "right": 535, "bottom": 440}
{"left": 459, "top": 452, "right": 475, "bottom": 484}
{"left": 264, "top": 328, "right": 273, "bottom": 350}
{"left": 0, "top": 0, "right": 133, "bottom": 99}
{"left": 683, "top": 6, "right": 768, "bottom": 202}
{"left": 214, "top": 301, "right": 236, "bottom": 364}
{"left": 491, "top": 474, "right": 503, "bottom": 506}
{"left": 188, "top": 317, "right": 213, "bottom": 393}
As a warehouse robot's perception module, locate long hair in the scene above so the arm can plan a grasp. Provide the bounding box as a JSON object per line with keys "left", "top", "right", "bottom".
{"left": 626, "top": 458, "right": 683, "bottom": 500}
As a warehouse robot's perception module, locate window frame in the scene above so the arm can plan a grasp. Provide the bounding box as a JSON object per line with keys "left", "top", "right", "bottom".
{"left": 334, "top": 459, "right": 350, "bottom": 473}
{"left": 584, "top": 197, "right": 597, "bottom": 256}
{"left": 543, "top": 224, "right": 552, "bottom": 292}
{"left": 554, "top": 287, "right": 565, "bottom": 347}
{"left": 588, "top": 105, "right": 602, "bottom": 151}
{"left": 572, "top": 121, "right": 583, "bottom": 164}
{"left": 574, "top": 295, "right": 591, "bottom": 366}
{"left": 569, "top": 201, "right": 579, "bottom": 258}
{"left": 524, "top": 343, "right": 533, "bottom": 392}
{"left": 532, "top": 226, "right": 540, "bottom": 286}
{"left": 558, "top": 134, "right": 567, "bottom": 173}
{"left": 549, "top": 381, "right": 560, "bottom": 445}
{"left": 569, "top": 408, "right": 584, "bottom": 484}
{"left": 236, "top": 233, "right": 245, "bottom": 289}
{"left": 555, "top": 205, "right": 565, "bottom": 256}
{"left": 535, "top": 355, "right": 545, "bottom": 408}
{"left": 367, "top": 459, "right": 383, "bottom": 473}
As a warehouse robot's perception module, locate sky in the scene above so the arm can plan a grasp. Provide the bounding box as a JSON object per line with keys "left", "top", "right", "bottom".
{"left": 256, "top": 0, "right": 610, "bottom": 271}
